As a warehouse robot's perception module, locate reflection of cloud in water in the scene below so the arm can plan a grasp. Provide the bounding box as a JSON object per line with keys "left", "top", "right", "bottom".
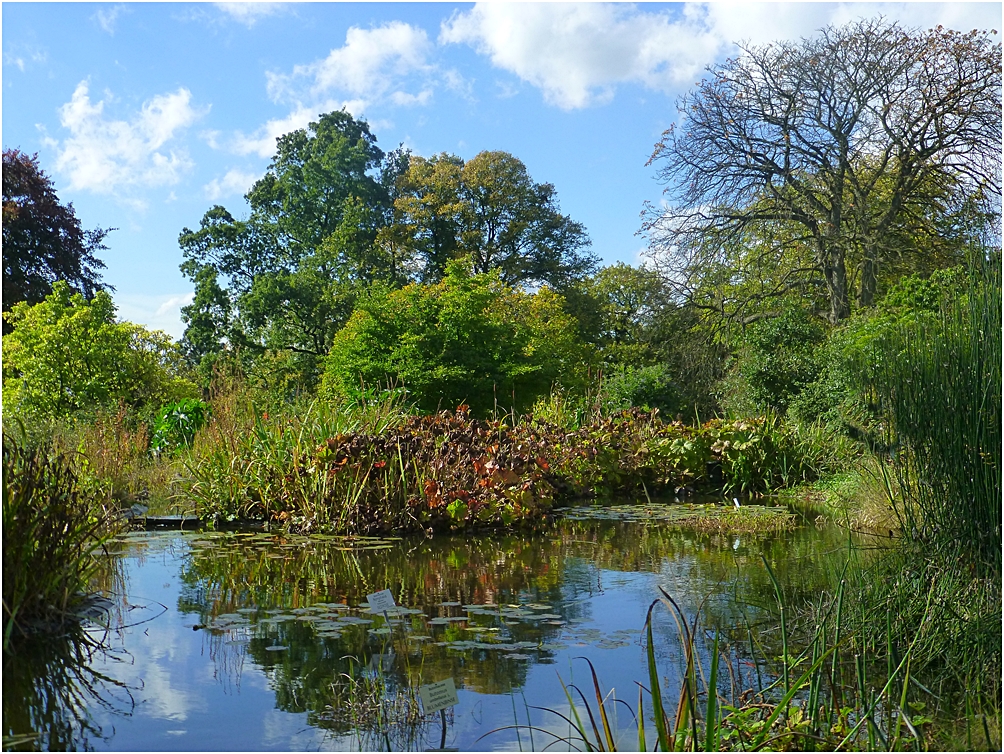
{"left": 473, "top": 700, "right": 639, "bottom": 752}
{"left": 260, "top": 707, "right": 328, "bottom": 750}
{"left": 93, "top": 627, "right": 195, "bottom": 722}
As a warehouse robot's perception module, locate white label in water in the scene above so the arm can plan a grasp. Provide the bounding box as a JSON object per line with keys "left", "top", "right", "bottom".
{"left": 419, "top": 678, "right": 459, "bottom": 712}
{"left": 366, "top": 589, "right": 396, "bottom": 613}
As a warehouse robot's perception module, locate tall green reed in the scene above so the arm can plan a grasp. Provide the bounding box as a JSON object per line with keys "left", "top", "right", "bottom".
{"left": 482, "top": 581, "right": 948, "bottom": 752}
{"left": 2, "top": 431, "right": 120, "bottom": 649}
{"left": 863, "top": 262, "right": 1001, "bottom": 577}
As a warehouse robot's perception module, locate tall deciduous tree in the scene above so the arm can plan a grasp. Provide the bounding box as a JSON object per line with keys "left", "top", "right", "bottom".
{"left": 390, "top": 151, "right": 597, "bottom": 287}
{"left": 644, "top": 19, "right": 1001, "bottom": 323}
{"left": 178, "top": 111, "right": 405, "bottom": 383}
{"left": 2, "top": 149, "right": 111, "bottom": 332}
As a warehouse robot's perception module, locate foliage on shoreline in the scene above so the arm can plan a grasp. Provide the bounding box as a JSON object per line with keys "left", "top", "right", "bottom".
{"left": 184, "top": 397, "right": 820, "bottom": 533}
{"left": 2, "top": 432, "right": 120, "bottom": 648}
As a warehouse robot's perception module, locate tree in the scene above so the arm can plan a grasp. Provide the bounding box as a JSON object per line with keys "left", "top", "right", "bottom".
{"left": 179, "top": 111, "right": 406, "bottom": 385}
{"left": 322, "top": 261, "right": 593, "bottom": 415}
{"left": 644, "top": 20, "right": 1001, "bottom": 323}
{"left": 2, "top": 282, "right": 195, "bottom": 421}
{"left": 2, "top": 149, "right": 111, "bottom": 332}
{"left": 389, "top": 151, "right": 597, "bottom": 287}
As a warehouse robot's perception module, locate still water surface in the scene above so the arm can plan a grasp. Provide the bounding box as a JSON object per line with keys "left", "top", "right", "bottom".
{"left": 5, "top": 508, "right": 857, "bottom": 751}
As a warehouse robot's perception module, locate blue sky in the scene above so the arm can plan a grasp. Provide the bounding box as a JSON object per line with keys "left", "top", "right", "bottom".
{"left": 3, "top": 2, "right": 1000, "bottom": 338}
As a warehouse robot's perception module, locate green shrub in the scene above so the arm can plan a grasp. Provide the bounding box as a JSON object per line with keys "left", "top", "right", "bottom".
{"left": 2, "top": 281, "right": 196, "bottom": 422}
{"left": 599, "top": 363, "right": 682, "bottom": 416}
{"left": 730, "top": 304, "right": 827, "bottom": 415}
{"left": 2, "top": 432, "right": 118, "bottom": 647}
{"left": 150, "top": 398, "right": 211, "bottom": 456}
{"left": 322, "top": 261, "right": 593, "bottom": 416}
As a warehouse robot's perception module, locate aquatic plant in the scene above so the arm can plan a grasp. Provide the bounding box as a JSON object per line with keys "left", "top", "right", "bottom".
{"left": 862, "top": 263, "right": 1001, "bottom": 577}
{"left": 477, "top": 572, "right": 967, "bottom": 752}
{"left": 185, "top": 393, "right": 821, "bottom": 533}
{"left": 2, "top": 432, "right": 120, "bottom": 647}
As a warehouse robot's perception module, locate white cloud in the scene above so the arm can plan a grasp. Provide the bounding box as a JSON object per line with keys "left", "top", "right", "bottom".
{"left": 4, "top": 45, "right": 46, "bottom": 72}
{"left": 214, "top": 2, "right": 285, "bottom": 27}
{"left": 440, "top": 2, "right": 1003, "bottom": 110}
{"left": 115, "top": 292, "right": 194, "bottom": 340}
{"left": 237, "top": 22, "right": 438, "bottom": 158}
{"left": 440, "top": 4, "right": 721, "bottom": 109}
{"left": 50, "top": 81, "right": 208, "bottom": 194}
{"left": 94, "top": 5, "right": 127, "bottom": 35}
{"left": 269, "top": 21, "right": 433, "bottom": 103}
{"left": 204, "top": 168, "right": 260, "bottom": 200}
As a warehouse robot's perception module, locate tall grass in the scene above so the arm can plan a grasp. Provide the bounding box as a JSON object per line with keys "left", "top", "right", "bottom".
{"left": 847, "top": 263, "right": 1002, "bottom": 701}
{"left": 2, "top": 432, "right": 120, "bottom": 648}
{"left": 478, "top": 579, "right": 975, "bottom": 752}
{"left": 184, "top": 373, "right": 417, "bottom": 526}
{"left": 864, "top": 262, "right": 1001, "bottom": 577}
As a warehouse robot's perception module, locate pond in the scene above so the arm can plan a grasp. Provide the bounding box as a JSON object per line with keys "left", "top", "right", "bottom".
{"left": 4, "top": 504, "right": 861, "bottom": 751}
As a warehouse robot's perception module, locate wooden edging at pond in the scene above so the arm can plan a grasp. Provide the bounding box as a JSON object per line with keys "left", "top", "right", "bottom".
{"left": 127, "top": 515, "right": 269, "bottom": 531}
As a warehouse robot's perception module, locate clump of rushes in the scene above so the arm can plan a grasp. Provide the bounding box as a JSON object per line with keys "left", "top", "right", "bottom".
{"left": 483, "top": 582, "right": 959, "bottom": 752}
{"left": 2, "top": 432, "right": 119, "bottom": 648}
{"left": 186, "top": 404, "right": 820, "bottom": 534}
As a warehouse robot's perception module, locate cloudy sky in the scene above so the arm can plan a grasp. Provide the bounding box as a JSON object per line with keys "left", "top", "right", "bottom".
{"left": 3, "top": 2, "right": 999, "bottom": 338}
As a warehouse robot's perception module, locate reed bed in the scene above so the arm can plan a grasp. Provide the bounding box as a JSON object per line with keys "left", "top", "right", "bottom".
{"left": 2, "top": 432, "right": 121, "bottom": 648}
{"left": 482, "top": 571, "right": 997, "bottom": 751}
{"left": 863, "top": 263, "right": 1001, "bottom": 577}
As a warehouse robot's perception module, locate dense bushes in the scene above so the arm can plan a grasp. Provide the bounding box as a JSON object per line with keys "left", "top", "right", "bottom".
{"left": 2, "top": 281, "right": 196, "bottom": 422}
{"left": 322, "top": 262, "right": 592, "bottom": 415}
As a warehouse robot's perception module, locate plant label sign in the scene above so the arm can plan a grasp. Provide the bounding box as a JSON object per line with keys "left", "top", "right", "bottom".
{"left": 366, "top": 589, "right": 396, "bottom": 613}
{"left": 419, "top": 678, "right": 458, "bottom": 712}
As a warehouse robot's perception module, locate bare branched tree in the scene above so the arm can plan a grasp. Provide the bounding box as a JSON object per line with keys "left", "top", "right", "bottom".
{"left": 643, "top": 19, "right": 1001, "bottom": 323}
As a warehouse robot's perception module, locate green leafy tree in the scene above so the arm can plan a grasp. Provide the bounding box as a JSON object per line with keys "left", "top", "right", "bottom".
{"left": 2, "top": 282, "right": 195, "bottom": 421}
{"left": 389, "top": 151, "right": 597, "bottom": 287}
{"left": 2, "top": 149, "right": 111, "bottom": 333}
{"left": 727, "top": 303, "right": 828, "bottom": 415}
{"left": 179, "top": 112, "right": 405, "bottom": 387}
{"left": 322, "top": 261, "right": 593, "bottom": 415}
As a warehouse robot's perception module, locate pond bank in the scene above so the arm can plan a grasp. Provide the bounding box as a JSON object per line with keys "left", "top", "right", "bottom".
{"left": 184, "top": 408, "right": 822, "bottom": 535}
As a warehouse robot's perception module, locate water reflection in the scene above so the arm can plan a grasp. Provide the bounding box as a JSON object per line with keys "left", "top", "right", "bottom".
{"left": 2, "top": 629, "right": 138, "bottom": 752}
{"left": 4, "top": 516, "right": 865, "bottom": 751}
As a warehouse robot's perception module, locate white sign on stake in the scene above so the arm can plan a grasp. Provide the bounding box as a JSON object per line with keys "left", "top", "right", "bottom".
{"left": 366, "top": 589, "right": 396, "bottom": 613}
{"left": 419, "top": 678, "right": 459, "bottom": 713}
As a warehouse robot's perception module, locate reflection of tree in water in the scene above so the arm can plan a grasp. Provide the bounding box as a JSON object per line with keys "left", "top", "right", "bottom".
{"left": 2, "top": 628, "right": 138, "bottom": 752}
{"left": 173, "top": 518, "right": 858, "bottom": 738}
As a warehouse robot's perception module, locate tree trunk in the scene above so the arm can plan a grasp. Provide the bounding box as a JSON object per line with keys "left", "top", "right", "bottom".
{"left": 858, "top": 253, "right": 878, "bottom": 310}
{"left": 818, "top": 230, "right": 851, "bottom": 323}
